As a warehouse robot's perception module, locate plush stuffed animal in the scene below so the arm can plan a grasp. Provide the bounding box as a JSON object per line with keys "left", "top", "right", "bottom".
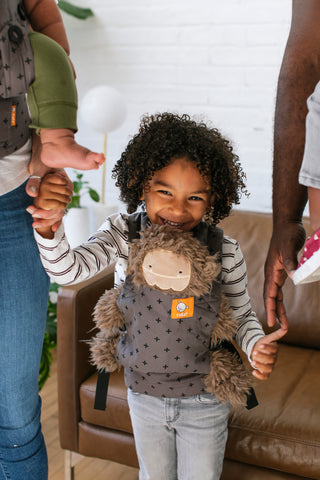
{"left": 90, "top": 224, "right": 254, "bottom": 407}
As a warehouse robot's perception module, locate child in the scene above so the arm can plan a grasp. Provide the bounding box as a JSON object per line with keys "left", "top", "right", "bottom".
{"left": 293, "top": 82, "right": 320, "bottom": 284}
{"left": 32, "top": 113, "right": 286, "bottom": 480}
{"left": 1, "top": 0, "right": 104, "bottom": 172}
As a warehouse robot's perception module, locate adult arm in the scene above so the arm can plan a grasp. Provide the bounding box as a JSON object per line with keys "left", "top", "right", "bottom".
{"left": 24, "top": 0, "right": 70, "bottom": 55}
{"left": 264, "top": 0, "right": 320, "bottom": 327}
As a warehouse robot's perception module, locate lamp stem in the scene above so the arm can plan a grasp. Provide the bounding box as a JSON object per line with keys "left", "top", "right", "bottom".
{"left": 101, "top": 133, "right": 107, "bottom": 204}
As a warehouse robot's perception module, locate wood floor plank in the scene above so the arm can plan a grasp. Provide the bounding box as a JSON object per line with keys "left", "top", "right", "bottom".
{"left": 40, "top": 352, "right": 139, "bottom": 480}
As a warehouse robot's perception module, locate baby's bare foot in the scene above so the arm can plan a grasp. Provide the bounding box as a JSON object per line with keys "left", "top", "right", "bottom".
{"left": 40, "top": 128, "right": 105, "bottom": 170}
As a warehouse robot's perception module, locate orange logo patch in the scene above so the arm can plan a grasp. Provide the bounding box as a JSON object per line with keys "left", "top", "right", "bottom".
{"left": 11, "top": 105, "right": 16, "bottom": 126}
{"left": 171, "top": 297, "right": 194, "bottom": 319}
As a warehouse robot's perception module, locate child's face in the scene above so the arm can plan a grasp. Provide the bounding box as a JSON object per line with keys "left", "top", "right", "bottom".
{"left": 141, "top": 157, "right": 214, "bottom": 231}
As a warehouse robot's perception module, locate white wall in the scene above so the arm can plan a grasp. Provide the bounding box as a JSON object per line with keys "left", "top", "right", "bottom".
{"left": 61, "top": 0, "right": 292, "bottom": 213}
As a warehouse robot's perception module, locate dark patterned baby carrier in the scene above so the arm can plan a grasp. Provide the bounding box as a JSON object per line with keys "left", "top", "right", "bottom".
{"left": 93, "top": 213, "right": 258, "bottom": 410}
{"left": 0, "top": 0, "right": 34, "bottom": 156}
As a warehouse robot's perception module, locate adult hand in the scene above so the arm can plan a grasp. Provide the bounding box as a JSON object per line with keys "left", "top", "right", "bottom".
{"left": 263, "top": 222, "right": 306, "bottom": 329}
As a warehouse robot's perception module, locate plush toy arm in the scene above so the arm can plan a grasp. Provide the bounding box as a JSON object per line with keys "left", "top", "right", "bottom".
{"left": 89, "top": 286, "right": 124, "bottom": 372}
{"left": 93, "top": 286, "right": 124, "bottom": 331}
{"left": 89, "top": 331, "right": 121, "bottom": 372}
{"left": 203, "top": 348, "right": 252, "bottom": 407}
{"left": 210, "top": 293, "right": 237, "bottom": 346}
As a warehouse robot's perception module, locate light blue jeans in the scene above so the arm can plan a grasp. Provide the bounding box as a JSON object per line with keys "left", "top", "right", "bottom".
{"left": 127, "top": 390, "right": 230, "bottom": 480}
{"left": 0, "top": 181, "right": 50, "bottom": 479}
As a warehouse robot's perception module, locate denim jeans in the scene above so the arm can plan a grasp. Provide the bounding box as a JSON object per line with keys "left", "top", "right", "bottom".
{"left": 0, "top": 182, "right": 50, "bottom": 479}
{"left": 127, "top": 390, "right": 230, "bottom": 480}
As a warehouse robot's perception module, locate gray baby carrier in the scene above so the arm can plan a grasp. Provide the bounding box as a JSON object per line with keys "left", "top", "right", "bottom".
{"left": 0, "top": 1, "right": 34, "bottom": 156}
{"left": 0, "top": 0, "right": 35, "bottom": 98}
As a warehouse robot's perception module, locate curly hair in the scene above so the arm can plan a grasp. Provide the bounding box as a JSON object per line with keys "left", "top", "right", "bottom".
{"left": 112, "top": 112, "right": 248, "bottom": 224}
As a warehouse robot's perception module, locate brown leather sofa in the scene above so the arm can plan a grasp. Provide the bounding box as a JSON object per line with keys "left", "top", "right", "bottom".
{"left": 57, "top": 210, "right": 320, "bottom": 479}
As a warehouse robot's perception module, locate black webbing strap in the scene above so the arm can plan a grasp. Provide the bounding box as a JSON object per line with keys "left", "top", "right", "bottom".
{"left": 93, "top": 214, "right": 146, "bottom": 411}
{"left": 94, "top": 371, "right": 110, "bottom": 411}
{"left": 246, "top": 387, "right": 258, "bottom": 410}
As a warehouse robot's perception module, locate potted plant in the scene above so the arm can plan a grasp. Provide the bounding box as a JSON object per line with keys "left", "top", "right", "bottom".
{"left": 68, "top": 171, "right": 100, "bottom": 208}
{"left": 64, "top": 171, "right": 100, "bottom": 247}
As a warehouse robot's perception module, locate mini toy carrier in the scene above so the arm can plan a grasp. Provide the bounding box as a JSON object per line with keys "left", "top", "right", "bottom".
{"left": 90, "top": 214, "right": 258, "bottom": 411}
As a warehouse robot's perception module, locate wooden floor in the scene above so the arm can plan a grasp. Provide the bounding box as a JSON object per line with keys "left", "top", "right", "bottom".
{"left": 40, "top": 351, "right": 139, "bottom": 480}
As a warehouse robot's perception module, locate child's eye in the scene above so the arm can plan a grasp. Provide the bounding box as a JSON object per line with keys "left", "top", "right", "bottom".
{"left": 189, "top": 196, "right": 204, "bottom": 201}
{"left": 158, "top": 190, "right": 171, "bottom": 196}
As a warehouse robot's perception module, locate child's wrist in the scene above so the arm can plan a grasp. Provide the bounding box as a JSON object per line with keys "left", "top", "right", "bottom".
{"left": 35, "top": 225, "right": 55, "bottom": 239}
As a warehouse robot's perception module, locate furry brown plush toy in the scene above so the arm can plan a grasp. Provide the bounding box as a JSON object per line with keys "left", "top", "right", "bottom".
{"left": 90, "top": 224, "right": 254, "bottom": 407}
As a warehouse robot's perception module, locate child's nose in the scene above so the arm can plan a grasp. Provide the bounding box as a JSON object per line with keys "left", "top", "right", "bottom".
{"left": 171, "top": 198, "right": 187, "bottom": 214}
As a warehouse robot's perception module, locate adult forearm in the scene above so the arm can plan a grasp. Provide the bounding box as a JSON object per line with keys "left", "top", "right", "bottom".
{"left": 273, "top": 63, "right": 311, "bottom": 225}
{"left": 273, "top": 0, "right": 320, "bottom": 225}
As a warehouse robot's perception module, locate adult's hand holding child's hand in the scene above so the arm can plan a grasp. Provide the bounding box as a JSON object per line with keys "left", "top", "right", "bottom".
{"left": 27, "top": 172, "right": 73, "bottom": 235}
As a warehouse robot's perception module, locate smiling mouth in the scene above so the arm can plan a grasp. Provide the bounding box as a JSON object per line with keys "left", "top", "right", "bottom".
{"left": 161, "top": 217, "right": 186, "bottom": 228}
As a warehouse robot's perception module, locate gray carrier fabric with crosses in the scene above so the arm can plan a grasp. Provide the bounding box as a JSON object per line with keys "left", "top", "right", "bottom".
{"left": 0, "top": 1, "right": 33, "bottom": 157}
{"left": 0, "top": 0, "right": 34, "bottom": 157}
{"left": 116, "top": 213, "right": 223, "bottom": 398}
{"left": 0, "top": 0, "right": 34, "bottom": 98}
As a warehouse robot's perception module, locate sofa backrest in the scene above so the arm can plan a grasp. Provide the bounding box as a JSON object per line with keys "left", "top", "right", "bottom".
{"left": 219, "top": 210, "right": 320, "bottom": 349}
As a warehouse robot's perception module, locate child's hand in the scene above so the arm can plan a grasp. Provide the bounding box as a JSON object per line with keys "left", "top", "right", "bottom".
{"left": 27, "top": 172, "right": 73, "bottom": 237}
{"left": 251, "top": 324, "right": 288, "bottom": 380}
{"left": 33, "top": 172, "right": 73, "bottom": 211}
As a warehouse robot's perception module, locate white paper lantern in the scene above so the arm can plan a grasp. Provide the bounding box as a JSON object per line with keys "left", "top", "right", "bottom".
{"left": 80, "top": 85, "right": 127, "bottom": 133}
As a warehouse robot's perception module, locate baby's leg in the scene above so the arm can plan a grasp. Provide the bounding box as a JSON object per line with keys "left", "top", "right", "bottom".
{"left": 28, "top": 32, "right": 104, "bottom": 170}
{"left": 40, "top": 128, "right": 105, "bottom": 170}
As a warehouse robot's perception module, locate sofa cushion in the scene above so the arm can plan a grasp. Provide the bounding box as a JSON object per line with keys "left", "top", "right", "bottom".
{"left": 220, "top": 211, "right": 320, "bottom": 350}
{"left": 80, "top": 369, "right": 133, "bottom": 434}
{"left": 226, "top": 343, "right": 320, "bottom": 479}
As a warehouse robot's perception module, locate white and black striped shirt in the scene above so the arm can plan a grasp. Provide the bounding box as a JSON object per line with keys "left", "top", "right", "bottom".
{"left": 34, "top": 212, "right": 265, "bottom": 359}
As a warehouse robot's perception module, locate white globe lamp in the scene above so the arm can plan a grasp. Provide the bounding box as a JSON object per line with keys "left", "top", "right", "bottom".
{"left": 80, "top": 86, "right": 127, "bottom": 203}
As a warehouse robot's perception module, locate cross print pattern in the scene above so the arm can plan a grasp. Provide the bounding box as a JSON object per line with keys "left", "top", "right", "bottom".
{"left": 115, "top": 275, "right": 221, "bottom": 397}
{"left": 0, "top": 1, "right": 35, "bottom": 99}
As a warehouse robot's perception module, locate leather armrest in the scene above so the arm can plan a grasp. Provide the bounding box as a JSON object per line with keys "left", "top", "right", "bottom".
{"left": 57, "top": 265, "right": 115, "bottom": 451}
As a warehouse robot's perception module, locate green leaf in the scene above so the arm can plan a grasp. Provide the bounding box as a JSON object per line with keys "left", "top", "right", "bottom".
{"left": 73, "top": 181, "right": 82, "bottom": 194}
{"left": 68, "top": 195, "right": 81, "bottom": 208}
{"left": 57, "top": 0, "right": 94, "bottom": 20}
{"left": 89, "top": 188, "right": 100, "bottom": 203}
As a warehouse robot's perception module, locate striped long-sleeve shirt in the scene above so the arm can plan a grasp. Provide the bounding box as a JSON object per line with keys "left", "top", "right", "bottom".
{"left": 34, "top": 212, "right": 265, "bottom": 359}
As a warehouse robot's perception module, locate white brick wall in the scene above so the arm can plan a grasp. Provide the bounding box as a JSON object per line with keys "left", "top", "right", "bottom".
{"left": 61, "top": 0, "right": 292, "bottom": 214}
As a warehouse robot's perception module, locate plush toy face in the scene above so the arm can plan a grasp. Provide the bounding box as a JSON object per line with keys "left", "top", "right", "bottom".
{"left": 142, "top": 248, "right": 191, "bottom": 291}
